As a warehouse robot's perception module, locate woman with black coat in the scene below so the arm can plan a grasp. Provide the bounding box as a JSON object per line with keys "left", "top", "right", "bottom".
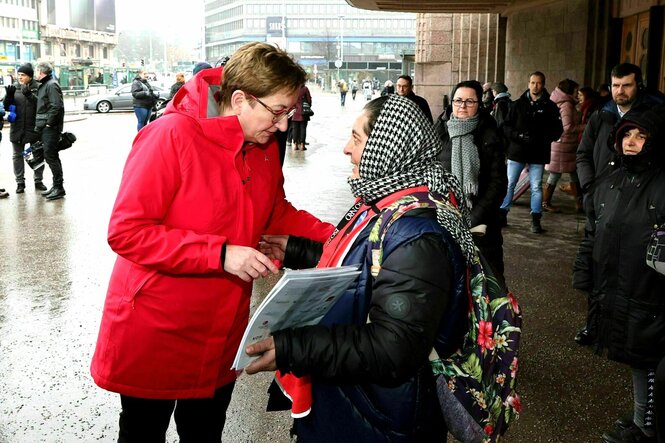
{"left": 434, "top": 80, "right": 508, "bottom": 283}
{"left": 587, "top": 107, "right": 665, "bottom": 443}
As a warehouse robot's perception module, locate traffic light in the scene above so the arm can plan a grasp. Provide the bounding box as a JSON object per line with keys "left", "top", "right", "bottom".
{"left": 141, "top": 59, "right": 145, "bottom": 66}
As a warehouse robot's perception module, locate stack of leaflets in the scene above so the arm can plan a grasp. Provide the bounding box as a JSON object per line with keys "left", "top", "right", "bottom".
{"left": 232, "top": 265, "right": 361, "bottom": 370}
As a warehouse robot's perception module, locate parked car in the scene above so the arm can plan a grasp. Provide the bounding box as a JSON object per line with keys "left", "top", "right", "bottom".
{"left": 83, "top": 84, "right": 168, "bottom": 113}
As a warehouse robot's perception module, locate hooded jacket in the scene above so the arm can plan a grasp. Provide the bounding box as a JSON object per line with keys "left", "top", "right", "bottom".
{"left": 91, "top": 67, "right": 334, "bottom": 399}
{"left": 546, "top": 86, "right": 583, "bottom": 174}
{"left": 591, "top": 106, "right": 665, "bottom": 368}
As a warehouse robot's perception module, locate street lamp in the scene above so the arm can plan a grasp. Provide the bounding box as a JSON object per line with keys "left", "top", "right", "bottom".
{"left": 338, "top": 15, "right": 344, "bottom": 81}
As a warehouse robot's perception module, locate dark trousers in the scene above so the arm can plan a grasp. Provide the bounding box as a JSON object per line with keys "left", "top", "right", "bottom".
{"left": 12, "top": 141, "right": 44, "bottom": 184}
{"left": 118, "top": 382, "right": 235, "bottom": 443}
{"left": 292, "top": 120, "right": 307, "bottom": 144}
{"left": 41, "top": 126, "right": 63, "bottom": 186}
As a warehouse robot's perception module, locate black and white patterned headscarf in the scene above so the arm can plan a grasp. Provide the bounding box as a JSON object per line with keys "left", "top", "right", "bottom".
{"left": 348, "top": 95, "right": 477, "bottom": 265}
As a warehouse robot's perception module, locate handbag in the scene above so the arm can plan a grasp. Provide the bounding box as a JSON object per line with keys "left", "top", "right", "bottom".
{"left": 646, "top": 222, "right": 665, "bottom": 275}
{"left": 23, "top": 142, "right": 46, "bottom": 170}
{"left": 302, "top": 99, "right": 314, "bottom": 117}
{"left": 57, "top": 132, "right": 77, "bottom": 151}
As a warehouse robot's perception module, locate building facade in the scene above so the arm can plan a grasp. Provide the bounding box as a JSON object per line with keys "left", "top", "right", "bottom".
{"left": 0, "top": 0, "right": 118, "bottom": 89}
{"left": 204, "top": 0, "right": 416, "bottom": 88}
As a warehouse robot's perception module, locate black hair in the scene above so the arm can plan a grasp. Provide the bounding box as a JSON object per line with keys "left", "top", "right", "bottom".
{"left": 610, "top": 63, "right": 643, "bottom": 85}
{"left": 579, "top": 86, "right": 598, "bottom": 101}
{"left": 397, "top": 75, "right": 413, "bottom": 86}
{"left": 363, "top": 96, "right": 390, "bottom": 136}
{"left": 451, "top": 80, "right": 483, "bottom": 103}
{"left": 558, "top": 79, "right": 580, "bottom": 95}
{"left": 529, "top": 71, "right": 546, "bottom": 84}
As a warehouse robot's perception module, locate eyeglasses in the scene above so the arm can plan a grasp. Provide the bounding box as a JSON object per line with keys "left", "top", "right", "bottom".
{"left": 245, "top": 93, "right": 296, "bottom": 123}
{"left": 452, "top": 98, "right": 479, "bottom": 107}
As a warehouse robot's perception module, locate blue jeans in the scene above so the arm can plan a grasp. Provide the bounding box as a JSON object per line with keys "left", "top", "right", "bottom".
{"left": 134, "top": 106, "right": 151, "bottom": 131}
{"left": 500, "top": 160, "right": 544, "bottom": 214}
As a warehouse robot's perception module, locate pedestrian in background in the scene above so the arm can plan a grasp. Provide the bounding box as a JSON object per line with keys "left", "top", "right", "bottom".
{"left": 434, "top": 80, "right": 507, "bottom": 284}
{"left": 0, "top": 98, "right": 8, "bottom": 198}
{"left": 131, "top": 69, "right": 158, "bottom": 131}
{"left": 396, "top": 74, "right": 433, "bottom": 123}
{"left": 490, "top": 82, "right": 511, "bottom": 130}
{"left": 3, "top": 63, "right": 46, "bottom": 194}
{"left": 247, "top": 94, "right": 473, "bottom": 443}
{"left": 169, "top": 72, "right": 185, "bottom": 99}
{"left": 499, "top": 71, "right": 563, "bottom": 233}
{"left": 338, "top": 79, "right": 348, "bottom": 106}
{"left": 351, "top": 79, "right": 358, "bottom": 100}
{"left": 380, "top": 79, "right": 394, "bottom": 96}
{"left": 482, "top": 82, "right": 495, "bottom": 109}
{"left": 542, "top": 78, "right": 584, "bottom": 213}
{"left": 34, "top": 62, "right": 65, "bottom": 200}
{"left": 586, "top": 108, "right": 665, "bottom": 443}
{"left": 292, "top": 84, "right": 311, "bottom": 151}
{"left": 90, "top": 42, "right": 334, "bottom": 443}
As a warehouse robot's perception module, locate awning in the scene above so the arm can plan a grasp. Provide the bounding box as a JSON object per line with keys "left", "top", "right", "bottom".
{"left": 344, "top": 0, "right": 514, "bottom": 13}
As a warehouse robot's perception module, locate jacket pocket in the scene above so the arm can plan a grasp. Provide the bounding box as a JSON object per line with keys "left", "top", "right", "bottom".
{"left": 625, "top": 300, "right": 665, "bottom": 364}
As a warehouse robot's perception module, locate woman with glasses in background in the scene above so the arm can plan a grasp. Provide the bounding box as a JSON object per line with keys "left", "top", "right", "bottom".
{"left": 91, "top": 42, "right": 334, "bottom": 443}
{"left": 434, "top": 80, "right": 508, "bottom": 284}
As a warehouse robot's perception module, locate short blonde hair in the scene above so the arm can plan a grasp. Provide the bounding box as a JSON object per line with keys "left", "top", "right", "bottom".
{"left": 176, "top": 72, "right": 185, "bottom": 82}
{"left": 220, "top": 42, "right": 306, "bottom": 110}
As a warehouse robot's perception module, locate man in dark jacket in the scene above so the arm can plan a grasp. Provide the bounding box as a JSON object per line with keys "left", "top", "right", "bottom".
{"left": 572, "top": 63, "right": 664, "bottom": 347}
{"left": 34, "top": 62, "right": 65, "bottom": 200}
{"left": 499, "top": 71, "right": 563, "bottom": 233}
{"left": 3, "top": 63, "right": 46, "bottom": 194}
{"left": 396, "top": 75, "right": 433, "bottom": 123}
{"left": 131, "top": 69, "right": 158, "bottom": 131}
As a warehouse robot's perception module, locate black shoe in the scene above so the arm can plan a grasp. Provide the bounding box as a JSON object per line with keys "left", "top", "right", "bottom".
{"left": 34, "top": 182, "right": 47, "bottom": 191}
{"left": 602, "top": 422, "right": 656, "bottom": 443}
{"left": 574, "top": 326, "right": 593, "bottom": 346}
{"left": 16, "top": 183, "right": 25, "bottom": 194}
{"left": 41, "top": 186, "right": 54, "bottom": 196}
{"left": 45, "top": 187, "right": 66, "bottom": 200}
{"left": 530, "top": 213, "right": 545, "bottom": 234}
{"left": 614, "top": 416, "right": 634, "bottom": 430}
{"left": 0, "top": 188, "right": 8, "bottom": 199}
{"left": 304, "top": 142, "right": 309, "bottom": 145}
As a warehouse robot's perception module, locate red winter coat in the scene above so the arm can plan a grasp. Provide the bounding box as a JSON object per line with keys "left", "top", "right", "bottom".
{"left": 91, "top": 67, "right": 334, "bottom": 399}
{"left": 546, "top": 87, "right": 583, "bottom": 174}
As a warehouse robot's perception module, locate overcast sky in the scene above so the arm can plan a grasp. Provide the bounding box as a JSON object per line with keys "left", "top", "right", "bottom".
{"left": 115, "top": 0, "right": 204, "bottom": 43}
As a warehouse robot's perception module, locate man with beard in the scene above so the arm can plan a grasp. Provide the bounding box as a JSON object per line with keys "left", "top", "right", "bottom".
{"left": 572, "top": 63, "right": 664, "bottom": 348}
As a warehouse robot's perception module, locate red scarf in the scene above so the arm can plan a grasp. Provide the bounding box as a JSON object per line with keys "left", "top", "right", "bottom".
{"left": 275, "top": 186, "right": 429, "bottom": 417}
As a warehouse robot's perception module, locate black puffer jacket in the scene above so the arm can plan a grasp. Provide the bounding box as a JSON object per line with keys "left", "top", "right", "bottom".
{"left": 591, "top": 107, "right": 665, "bottom": 369}
{"left": 503, "top": 89, "right": 563, "bottom": 164}
{"left": 3, "top": 79, "right": 40, "bottom": 144}
{"left": 35, "top": 74, "right": 64, "bottom": 133}
{"left": 131, "top": 75, "right": 156, "bottom": 108}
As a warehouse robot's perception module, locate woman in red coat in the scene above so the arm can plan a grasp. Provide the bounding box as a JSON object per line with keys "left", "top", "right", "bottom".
{"left": 90, "top": 42, "right": 334, "bottom": 442}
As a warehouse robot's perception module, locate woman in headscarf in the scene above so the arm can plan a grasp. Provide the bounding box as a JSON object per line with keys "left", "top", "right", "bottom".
{"left": 584, "top": 106, "right": 665, "bottom": 443}
{"left": 434, "top": 80, "right": 508, "bottom": 284}
{"left": 245, "top": 94, "right": 475, "bottom": 442}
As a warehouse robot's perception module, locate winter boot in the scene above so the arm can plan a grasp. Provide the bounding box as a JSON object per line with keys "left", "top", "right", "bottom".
{"left": 530, "top": 212, "right": 544, "bottom": 234}
{"left": 559, "top": 182, "right": 576, "bottom": 196}
{"left": 541, "top": 184, "right": 561, "bottom": 213}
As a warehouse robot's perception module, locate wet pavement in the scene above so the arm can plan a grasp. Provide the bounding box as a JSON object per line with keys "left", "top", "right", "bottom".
{"left": 0, "top": 88, "right": 633, "bottom": 442}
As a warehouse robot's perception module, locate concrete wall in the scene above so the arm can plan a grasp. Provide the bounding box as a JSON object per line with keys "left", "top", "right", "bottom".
{"left": 502, "top": 0, "right": 589, "bottom": 97}
{"left": 415, "top": 12, "right": 503, "bottom": 120}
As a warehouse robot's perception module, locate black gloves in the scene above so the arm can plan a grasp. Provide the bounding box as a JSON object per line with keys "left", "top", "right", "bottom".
{"left": 20, "top": 84, "right": 32, "bottom": 97}
{"left": 4, "top": 85, "right": 16, "bottom": 102}
{"left": 517, "top": 132, "right": 531, "bottom": 143}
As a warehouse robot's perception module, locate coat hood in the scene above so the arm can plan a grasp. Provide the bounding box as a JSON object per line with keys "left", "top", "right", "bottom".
{"left": 163, "top": 66, "right": 246, "bottom": 152}
{"left": 612, "top": 105, "right": 665, "bottom": 170}
{"left": 550, "top": 87, "right": 576, "bottom": 106}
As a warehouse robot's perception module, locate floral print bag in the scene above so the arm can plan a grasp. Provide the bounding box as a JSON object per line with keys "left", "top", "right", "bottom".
{"left": 367, "top": 192, "right": 522, "bottom": 443}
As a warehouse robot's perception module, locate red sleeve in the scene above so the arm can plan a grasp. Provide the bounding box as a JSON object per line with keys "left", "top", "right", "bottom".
{"left": 107, "top": 125, "right": 226, "bottom": 274}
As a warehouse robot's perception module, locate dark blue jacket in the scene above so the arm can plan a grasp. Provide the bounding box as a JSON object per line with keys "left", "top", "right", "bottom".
{"left": 274, "top": 209, "right": 467, "bottom": 442}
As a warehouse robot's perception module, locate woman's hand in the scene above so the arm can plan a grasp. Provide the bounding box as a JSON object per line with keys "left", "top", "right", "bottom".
{"left": 244, "top": 337, "right": 277, "bottom": 374}
{"left": 259, "top": 235, "right": 289, "bottom": 261}
{"left": 223, "top": 245, "right": 279, "bottom": 282}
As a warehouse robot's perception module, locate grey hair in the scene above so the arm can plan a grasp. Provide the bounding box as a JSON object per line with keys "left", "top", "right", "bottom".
{"left": 35, "top": 62, "right": 53, "bottom": 76}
